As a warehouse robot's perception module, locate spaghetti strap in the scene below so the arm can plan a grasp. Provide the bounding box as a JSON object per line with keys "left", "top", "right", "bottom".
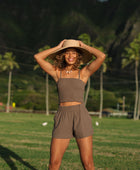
{"left": 78, "top": 70, "right": 80, "bottom": 79}
{"left": 60, "top": 70, "right": 62, "bottom": 78}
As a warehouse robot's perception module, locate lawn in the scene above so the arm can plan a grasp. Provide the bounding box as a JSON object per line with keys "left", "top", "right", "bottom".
{"left": 0, "top": 112, "right": 140, "bottom": 170}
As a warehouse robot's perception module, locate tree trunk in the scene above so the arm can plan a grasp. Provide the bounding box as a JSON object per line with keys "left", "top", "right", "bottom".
{"left": 46, "top": 73, "right": 49, "bottom": 115}
{"left": 99, "top": 68, "right": 103, "bottom": 118}
{"left": 137, "top": 89, "right": 140, "bottom": 120}
{"left": 84, "top": 78, "right": 90, "bottom": 106}
{"left": 134, "top": 60, "right": 139, "bottom": 120}
{"left": 6, "top": 71, "right": 12, "bottom": 113}
{"left": 122, "top": 96, "right": 125, "bottom": 112}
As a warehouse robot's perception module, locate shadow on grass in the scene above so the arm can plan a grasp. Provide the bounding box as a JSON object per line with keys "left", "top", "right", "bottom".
{"left": 0, "top": 145, "right": 37, "bottom": 170}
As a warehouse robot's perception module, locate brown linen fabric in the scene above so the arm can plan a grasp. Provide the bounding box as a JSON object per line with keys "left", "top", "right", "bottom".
{"left": 52, "top": 103, "right": 93, "bottom": 139}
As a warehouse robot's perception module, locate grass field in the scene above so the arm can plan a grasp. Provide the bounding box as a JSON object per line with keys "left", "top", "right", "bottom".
{"left": 0, "top": 112, "right": 140, "bottom": 170}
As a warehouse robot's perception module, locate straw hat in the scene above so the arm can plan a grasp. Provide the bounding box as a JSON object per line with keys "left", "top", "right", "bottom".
{"left": 49, "top": 39, "right": 93, "bottom": 64}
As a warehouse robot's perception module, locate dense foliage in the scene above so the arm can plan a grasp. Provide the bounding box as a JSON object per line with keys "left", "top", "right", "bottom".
{"left": 0, "top": 0, "right": 140, "bottom": 111}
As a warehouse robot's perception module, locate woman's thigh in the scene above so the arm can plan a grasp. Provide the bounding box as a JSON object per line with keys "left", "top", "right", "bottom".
{"left": 49, "top": 138, "right": 70, "bottom": 162}
{"left": 76, "top": 136, "right": 93, "bottom": 161}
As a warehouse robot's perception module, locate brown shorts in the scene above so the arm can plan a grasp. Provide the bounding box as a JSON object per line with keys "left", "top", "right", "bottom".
{"left": 52, "top": 103, "right": 93, "bottom": 139}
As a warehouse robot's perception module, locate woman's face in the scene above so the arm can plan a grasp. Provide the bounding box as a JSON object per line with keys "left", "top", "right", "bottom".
{"left": 64, "top": 48, "right": 77, "bottom": 65}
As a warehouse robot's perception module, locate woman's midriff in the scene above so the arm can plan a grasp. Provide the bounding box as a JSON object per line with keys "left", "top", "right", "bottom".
{"left": 60, "top": 102, "right": 82, "bottom": 106}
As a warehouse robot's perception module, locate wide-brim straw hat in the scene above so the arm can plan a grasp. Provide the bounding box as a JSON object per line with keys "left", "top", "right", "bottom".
{"left": 48, "top": 39, "right": 93, "bottom": 64}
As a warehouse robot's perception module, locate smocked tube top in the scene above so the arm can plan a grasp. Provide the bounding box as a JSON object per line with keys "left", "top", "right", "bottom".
{"left": 57, "top": 78, "right": 86, "bottom": 103}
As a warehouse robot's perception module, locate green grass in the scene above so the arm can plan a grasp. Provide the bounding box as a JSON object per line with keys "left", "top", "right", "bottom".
{"left": 0, "top": 113, "right": 140, "bottom": 170}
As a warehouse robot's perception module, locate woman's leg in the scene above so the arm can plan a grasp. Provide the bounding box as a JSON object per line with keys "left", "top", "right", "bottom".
{"left": 49, "top": 138, "right": 70, "bottom": 170}
{"left": 76, "top": 136, "right": 95, "bottom": 170}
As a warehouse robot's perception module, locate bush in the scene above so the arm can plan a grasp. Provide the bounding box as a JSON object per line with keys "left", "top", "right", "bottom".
{"left": 13, "top": 91, "right": 46, "bottom": 110}
{"left": 86, "top": 89, "right": 118, "bottom": 111}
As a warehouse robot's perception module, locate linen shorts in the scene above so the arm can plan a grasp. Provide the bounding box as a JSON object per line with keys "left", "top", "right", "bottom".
{"left": 52, "top": 103, "right": 93, "bottom": 139}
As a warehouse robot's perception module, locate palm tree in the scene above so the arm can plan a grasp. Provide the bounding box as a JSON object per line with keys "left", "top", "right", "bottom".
{"left": 1, "top": 52, "right": 19, "bottom": 113}
{"left": 99, "top": 58, "right": 106, "bottom": 118}
{"left": 122, "top": 33, "right": 140, "bottom": 120}
{"left": 34, "top": 45, "right": 50, "bottom": 115}
{"left": 99, "top": 54, "right": 110, "bottom": 118}
{"left": 78, "top": 33, "right": 108, "bottom": 118}
{"left": 78, "top": 33, "right": 93, "bottom": 106}
{"left": 97, "top": 46, "right": 108, "bottom": 119}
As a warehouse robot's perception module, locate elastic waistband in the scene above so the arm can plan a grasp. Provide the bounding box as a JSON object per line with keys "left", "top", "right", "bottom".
{"left": 58, "top": 103, "right": 84, "bottom": 112}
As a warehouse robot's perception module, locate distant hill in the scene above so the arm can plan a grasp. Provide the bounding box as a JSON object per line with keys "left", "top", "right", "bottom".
{"left": 0, "top": 0, "right": 140, "bottom": 72}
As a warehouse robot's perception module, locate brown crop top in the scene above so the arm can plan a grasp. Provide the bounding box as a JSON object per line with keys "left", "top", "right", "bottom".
{"left": 57, "top": 70, "right": 86, "bottom": 103}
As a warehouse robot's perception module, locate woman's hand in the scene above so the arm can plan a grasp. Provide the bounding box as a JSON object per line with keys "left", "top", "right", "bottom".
{"left": 57, "top": 39, "right": 66, "bottom": 48}
{"left": 79, "top": 40, "right": 87, "bottom": 48}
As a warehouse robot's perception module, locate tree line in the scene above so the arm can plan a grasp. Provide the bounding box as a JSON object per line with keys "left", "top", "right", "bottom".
{"left": 0, "top": 33, "right": 140, "bottom": 120}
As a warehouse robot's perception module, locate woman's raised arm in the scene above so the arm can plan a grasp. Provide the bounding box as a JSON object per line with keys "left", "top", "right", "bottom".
{"left": 34, "top": 40, "right": 65, "bottom": 80}
{"left": 79, "top": 41, "right": 106, "bottom": 78}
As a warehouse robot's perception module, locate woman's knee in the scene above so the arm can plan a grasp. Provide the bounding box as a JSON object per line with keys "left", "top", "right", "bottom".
{"left": 49, "top": 158, "right": 61, "bottom": 169}
{"left": 82, "top": 157, "right": 94, "bottom": 170}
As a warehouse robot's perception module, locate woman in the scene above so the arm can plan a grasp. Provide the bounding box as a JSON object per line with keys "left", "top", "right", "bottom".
{"left": 34, "top": 39, "right": 106, "bottom": 170}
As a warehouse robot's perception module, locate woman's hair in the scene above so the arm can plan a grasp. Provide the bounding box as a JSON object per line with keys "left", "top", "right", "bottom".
{"left": 54, "top": 49, "right": 82, "bottom": 70}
